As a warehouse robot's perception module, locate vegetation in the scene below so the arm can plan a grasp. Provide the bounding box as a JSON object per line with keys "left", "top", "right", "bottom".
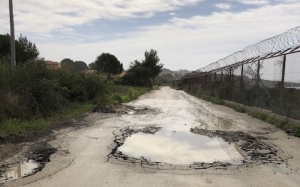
{"left": 155, "top": 69, "right": 189, "bottom": 85}
{"left": 0, "top": 34, "right": 39, "bottom": 65}
{"left": 0, "top": 33, "right": 159, "bottom": 139}
{"left": 0, "top": 102, "right": 95, "bottom": 138}
{"left": 250, "top": 112, "right": 300, "bottom": 137}
{"left": 90, "top": 53, "right": 123, "bottom": 80}
{"left": 60, "top": 58, "right": 88, "bottom": 72}
{"left": 190, "top": 92, "right": 300, "bottom": 137}
{"left": 122, "top": 49, "right": 163, "bottom": 87}
{"left": 0, "top": 61, "right": 104, "bottom": 121}
{"left": 99, "top": 85, "right": 148, "bottom": 104}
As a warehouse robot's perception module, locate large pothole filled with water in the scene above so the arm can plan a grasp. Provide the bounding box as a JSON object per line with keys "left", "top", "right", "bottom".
{"left": 0, "top": 144, "right": 56, "bottom": 184}
{"left": 108, "top": 125, "right": 285, "bottom": 170}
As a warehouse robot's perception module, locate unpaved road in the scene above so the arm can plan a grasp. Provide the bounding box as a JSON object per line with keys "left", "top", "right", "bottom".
{"left": 4, "top": 87, "right": 300, "bottom": 187}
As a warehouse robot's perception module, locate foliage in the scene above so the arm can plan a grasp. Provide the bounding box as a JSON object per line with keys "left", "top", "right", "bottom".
{"left": 0, "top": 102, "right": 95, "bottom": 138}
{"left": 189, "top": 91, "right": 299, "bottom": 137}
{"left": 0, "top": 60, "right": 103, "bottom": 121}
{"left": 90, "top": 53, "right": 123, "bottom": 79}
{"left": 123, "top": 49, "right": 163, "bottom": 87}
{"left": 60, "top": 58, "right": 88, "bottom": 72}
{"left": 0, "top": 34, "right": 39, "bottom": 65}
{"left": 250, "top": 112, "right": 300, "bottom": 137}
{"left": 96, "top": 85, "right": 148, "bottom": 104}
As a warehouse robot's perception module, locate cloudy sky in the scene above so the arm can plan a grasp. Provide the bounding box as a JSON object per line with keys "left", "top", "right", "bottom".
{"left": 0, "top": 0, "right": 299, "bottom": 70}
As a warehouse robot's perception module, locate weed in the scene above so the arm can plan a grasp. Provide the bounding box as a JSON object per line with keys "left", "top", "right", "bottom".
{"left": 0, "top": 102, "right": 95, "bottom": 138}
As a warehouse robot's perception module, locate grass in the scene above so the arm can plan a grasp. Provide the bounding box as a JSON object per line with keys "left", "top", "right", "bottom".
{"left": 0, "top": 84, "right": 149, "bottom": 139}
{"left": 250, "top": 112, "right": 300, "bottom": 137}
{"left": 0, "top": 85, "right": 149, "bottom": 139}
{"left": 0, "top": 102, "right": 96, "bottom": 138}
{"left": 188, "top": 92, "right": 300, "bottom": 137}
{"left": 102, "top": 85, "right": 148, "bottom": 104}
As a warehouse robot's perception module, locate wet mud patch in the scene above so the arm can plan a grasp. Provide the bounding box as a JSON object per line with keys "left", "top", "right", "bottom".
{"left": 0, "top": 144, "right": 56, "bottom": 184}
{"left": 93, "top": 104, "right": 159, "bottom": 115}
{"left": 190, "top": 128, "right": 286, "bottom": 166}
{"left": 108, "top": 124, "right": 278, "bottom": 171}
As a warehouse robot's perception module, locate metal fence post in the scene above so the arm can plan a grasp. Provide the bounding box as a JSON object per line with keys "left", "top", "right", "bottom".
{"left": 221, "top": 70, "right": 223, "bottom": 82}
{"left": 281, "top": 55, "right": 286, "bottom": 88}
{"left": 255, "top": 60, "right": 261, "bottom": 106}
{"left": 241, "top": 62, "right": 244, "bottom": 89}
{"left": 280, "top": 55, "right": 286, "bottom": 112}
{"left": 215, "top": 72, "right": 217, "bottom": 82}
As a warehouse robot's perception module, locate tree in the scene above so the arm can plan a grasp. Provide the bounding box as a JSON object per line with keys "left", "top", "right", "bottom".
{"left": 60, "top": 58, "right": 74, "bottom": 70}
{"left": 73, "top": 61, "right": 88, "bottom": 72}
{"left": 0, "top": 34, "right": 39, "bottom": 65}
{"left": 123, "top": 49, "right": 163, "bottom": 87}
{"left": 60, "top": 58, "right": 88, "bottom": 72}
{"left": 92, "top": 53, "right": 123, "bottom": 80}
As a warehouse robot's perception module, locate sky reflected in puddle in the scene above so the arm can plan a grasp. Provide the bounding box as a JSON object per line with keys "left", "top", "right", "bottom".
{"left": 0, "top": 160, "right": 40, "bottom": 184}
{"left": 118, "top": 124, "right": 244, "bottom": 165}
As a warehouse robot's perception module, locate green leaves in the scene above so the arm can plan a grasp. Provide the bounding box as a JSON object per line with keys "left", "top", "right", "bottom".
{"left": 92, "top": 53, "right": 123, "bottom": 75}
{"left": 0, "top": 34, "right": 39, "bottom": 65}
{"left": 123, "top": 49, "right": 163, "bottom": 87}
{"left": 60, "top": 58, "right": 88, "bottom": 72}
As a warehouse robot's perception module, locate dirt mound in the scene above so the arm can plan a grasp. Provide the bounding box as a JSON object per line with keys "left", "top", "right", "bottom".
{"left": 92, "top": 104, "right": 116, "bottom": 113}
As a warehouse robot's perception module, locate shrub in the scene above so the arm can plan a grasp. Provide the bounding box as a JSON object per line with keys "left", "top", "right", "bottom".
{"left": 0, "top": 61, "right": 103, "bottom": 121}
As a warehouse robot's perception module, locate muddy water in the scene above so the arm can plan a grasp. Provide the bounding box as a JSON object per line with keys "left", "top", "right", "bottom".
{"left": 118, "top": 124, "right": 244, "bottom": 165}
{"left": 0, "top": 160, "right": 40, "bottom": 184}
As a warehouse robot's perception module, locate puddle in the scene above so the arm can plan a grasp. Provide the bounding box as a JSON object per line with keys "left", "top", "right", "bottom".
{"left": 117, "top": 124, "right": 244, "bottom": 165}
{"left": 0, "top": 160, "right": 40, "bottom": 184}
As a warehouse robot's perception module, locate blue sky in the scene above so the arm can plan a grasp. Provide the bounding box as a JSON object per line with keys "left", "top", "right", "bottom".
{"left": 0, "top": 0, "right": 299, "bottom": 70}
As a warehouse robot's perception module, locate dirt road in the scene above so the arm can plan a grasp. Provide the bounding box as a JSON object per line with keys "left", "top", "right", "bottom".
{"left": 4, "top": 87, "right": 300, "bottom": 187}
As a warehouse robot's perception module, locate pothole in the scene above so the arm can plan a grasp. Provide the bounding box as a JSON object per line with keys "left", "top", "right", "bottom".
{"left": 92, "top": 104, "right": 158, "bottom": 115}
{"left": 107, "top": 125, "right": 285, "bottom": 170}
{"left": 0, "top": 160, "right": 40, "bottom": 184}
{"left": 0, "top": 144, "right": 56, "bottom": 184}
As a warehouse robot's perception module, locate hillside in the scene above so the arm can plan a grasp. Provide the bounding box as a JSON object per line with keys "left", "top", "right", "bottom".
{"left": 157, "top": 68, "right": 189, "bottom": 83}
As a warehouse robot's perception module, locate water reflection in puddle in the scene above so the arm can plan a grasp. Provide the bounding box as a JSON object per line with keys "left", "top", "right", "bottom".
{"left": 118, "top": 124, "right": 244, "bottom": 165}
{"left": 0, "top": 160, "right": 40, "bottom": 184}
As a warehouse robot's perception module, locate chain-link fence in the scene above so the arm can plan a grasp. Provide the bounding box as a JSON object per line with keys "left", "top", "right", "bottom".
{"left": 180, "top": 26, "right": 300, "bottom": 120}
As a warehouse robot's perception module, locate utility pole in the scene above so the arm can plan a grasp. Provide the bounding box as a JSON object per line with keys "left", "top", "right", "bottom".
{"left": 9, "top": 0, "right": 16, "bottom": 68}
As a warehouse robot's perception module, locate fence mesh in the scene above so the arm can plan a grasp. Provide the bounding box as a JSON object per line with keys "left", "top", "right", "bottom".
{"left": 180, "top": 26, "right": 300, "bottom": 120}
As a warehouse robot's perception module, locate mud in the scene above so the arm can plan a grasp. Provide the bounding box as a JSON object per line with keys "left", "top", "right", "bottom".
{"left": 2, "top": 87, "right": 300, "bottom": 187}
{"left": 0, "top": 104, "right": 157, "bottom": 185}
{"left": 107, "top": 125, "right": 284, "bottom": 171}
{"left": 93, "top": 104, "right": 158, "bottom": 115}
{"left": 0, "top": 144, "right": 56, "bottom": 184}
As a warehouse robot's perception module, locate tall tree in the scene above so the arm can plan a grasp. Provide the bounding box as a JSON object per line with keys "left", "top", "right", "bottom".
{"left": 0, "top": 34, "right": 39, "bottom": 65}
{"left": 123, "top": 49, "right": 163, "bottom": 87}
{"left": 60, "top": 58, "right": 74, "bottom": 70}
{"left": 60, "top": 58, "right": 88, "bottom": 72}
{"left": 92, "top": 53, "right": 123, "bottom": 80}
{"left": 73, "top": 61, "right": 88, "bottom": 72}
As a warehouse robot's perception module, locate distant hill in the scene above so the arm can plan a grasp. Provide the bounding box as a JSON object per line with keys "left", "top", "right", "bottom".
{"left": 157, "top": 68, "right": 189, "bottom": 83}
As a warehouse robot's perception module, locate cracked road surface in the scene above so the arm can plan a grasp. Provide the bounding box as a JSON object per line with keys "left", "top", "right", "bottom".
{"left": 6, "top": 87, "right": 300, "bottom": 187}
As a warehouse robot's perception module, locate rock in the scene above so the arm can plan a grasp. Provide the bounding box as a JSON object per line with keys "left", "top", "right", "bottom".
{"left": 142, "top": 164, "right": 158, "bottom": 169}
{"left": 158, "top": 164, "right": 175, "bottom": 170}
{"left": 257, "top": 150, "right": 271, "bottom": 154}
{"left": 174, "top": 165, "right": 191, "bottom": 170}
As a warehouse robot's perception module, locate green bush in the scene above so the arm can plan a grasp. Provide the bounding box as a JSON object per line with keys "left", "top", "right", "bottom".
{"left": 0, "top": 61, "right": 103, "bottom": 121}
{"left": 208, "top": 96, "right": 225, "bottom": 105}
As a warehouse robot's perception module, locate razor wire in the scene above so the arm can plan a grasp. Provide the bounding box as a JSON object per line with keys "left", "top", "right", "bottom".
{"left": 182, "top": 26, "right": 300, "bottom": 79}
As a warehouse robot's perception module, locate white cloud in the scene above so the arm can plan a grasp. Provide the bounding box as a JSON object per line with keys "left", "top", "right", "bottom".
{"left": 215, "top": 3, "right": 231, "bottom": 10}
{"left": 35, "top": 2, "right": 300, "bottom": 70}
{"left": 0, "top": 0, "right": 299, "bottom": 71}
{"left": 0, "top": 0, "right": 203, "bottom": 34}
{"left": 227, "top": 0, "right": 270, "bottom": 5}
